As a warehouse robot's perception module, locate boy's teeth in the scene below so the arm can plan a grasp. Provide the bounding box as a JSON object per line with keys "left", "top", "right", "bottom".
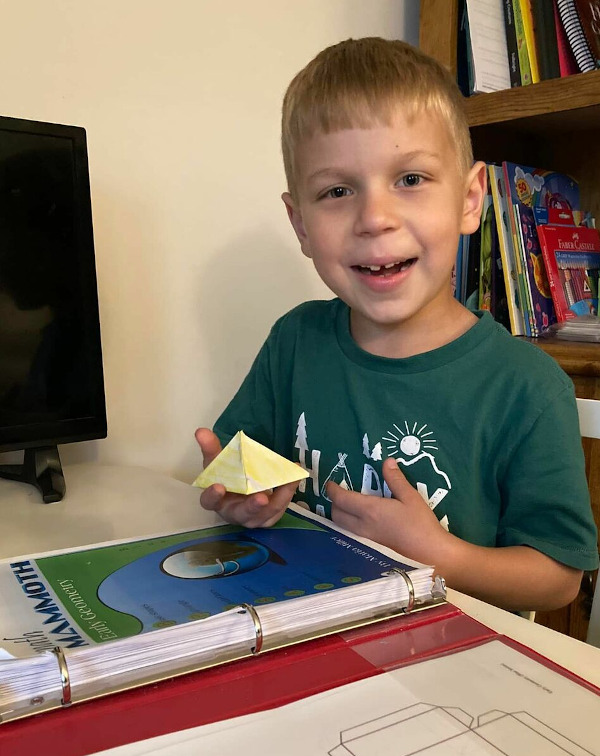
{"left": 359, "top": 260, "right": 409, "bottom": 274}
{"left": 363, "top": 261, "right": 402, "bottom": 271}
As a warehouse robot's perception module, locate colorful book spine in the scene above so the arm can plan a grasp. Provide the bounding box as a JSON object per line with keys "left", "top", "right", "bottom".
{"left": 488, "top": 165, "right": 526, "bottom": 335}
{"left": 479, "top": 184, "right": 494, "bottom": 311}
{"left": 503, "top": 0, "right": 523, "bottom": 86}
{"left": 513, "top": 203, "right": 537, "bottom": 333}
{"left": 519, "top": 0, "right": 541, "bottom": 81}
{"left": 513, "top": 0, "right": 533, "bottom": 83}
{"left": 501, "top": 164, "right": 534, "bottom": 335}
{"left": 556, "top": 0, "right": 596, "bottom": 71}
{"left": 515, "top": 203, "right": 557, "bottom": 333}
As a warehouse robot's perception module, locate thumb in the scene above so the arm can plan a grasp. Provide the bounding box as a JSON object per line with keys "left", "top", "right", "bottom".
{"left": 195, "top": 427, "right": 222, "bottom": 468}
{"left": 382, "top": 457, "right": 415, "bottom": 501}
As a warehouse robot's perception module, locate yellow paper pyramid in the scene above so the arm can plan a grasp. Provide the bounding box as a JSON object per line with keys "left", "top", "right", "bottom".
{"left": 192, "top": 431, "right": 309, "bottom": 495}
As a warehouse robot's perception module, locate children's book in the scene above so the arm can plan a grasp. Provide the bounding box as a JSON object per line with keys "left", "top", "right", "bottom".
{"left": 537, "top": 222, "right": 600, "bottom": 320}
{"left": 490, "top": 206, "right": 511, "bottom": 330}
{"left": 478, "top": 181, "right": 495, "bottom": 311}
{"left": 465, "top": 223, "right": 482, "bottom": 309}
{"left": 515, "top": 202, "right": 557, "bottom": 334}
{"left": 512, "top": 0, "right": 534, "bottom": 84}
{"left": 0, "top": 506, "right": 444, "bottom": 724}
{"left": 502, "top": 0, "right": 522, "bottom": 87}
{"left": 503, "top": 161, "right": 580, "bottom": 334}
{"left": 488, "top": 164, "right": 527, "bottom": 334}
{"left": 518, "top": 0, "right": 541, "bottom": 82}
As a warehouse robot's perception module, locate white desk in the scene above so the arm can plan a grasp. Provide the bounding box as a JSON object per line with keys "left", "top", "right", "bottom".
{"left": 1, "top": 463, "right": 599, "bottom": 688}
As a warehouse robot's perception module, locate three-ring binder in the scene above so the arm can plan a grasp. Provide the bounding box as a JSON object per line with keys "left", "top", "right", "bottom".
{"left": 240, "top": 603, "right": 264, "bottom": 654}
{"left": 388, "top": 568, "right": 415, "bottom": 613}
{"left": 52, "top": 647, "right": 72, "bottom": 707}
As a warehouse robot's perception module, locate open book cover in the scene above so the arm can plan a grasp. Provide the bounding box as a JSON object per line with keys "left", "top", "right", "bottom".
{"left": 0, "top": 505, "right": 445, "bottom": 723}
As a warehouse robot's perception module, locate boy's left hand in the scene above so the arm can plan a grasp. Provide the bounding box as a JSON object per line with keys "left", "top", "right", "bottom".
{"left": 328, "top": 457, "right": 450, "bottom": 565}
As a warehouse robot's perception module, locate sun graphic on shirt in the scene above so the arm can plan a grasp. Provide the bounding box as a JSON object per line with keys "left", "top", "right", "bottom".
{"left": 383, "top": 421, "right": 438, "bottom": 458}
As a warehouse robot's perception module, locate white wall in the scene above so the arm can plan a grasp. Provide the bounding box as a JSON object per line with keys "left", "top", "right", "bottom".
{"left": 0, "top": 0, "right": 420, "bottom": 482}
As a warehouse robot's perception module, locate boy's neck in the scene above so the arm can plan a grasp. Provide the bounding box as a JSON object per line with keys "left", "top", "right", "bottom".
{"left": 349, "top": 300, "right": 479, "bottom": 359}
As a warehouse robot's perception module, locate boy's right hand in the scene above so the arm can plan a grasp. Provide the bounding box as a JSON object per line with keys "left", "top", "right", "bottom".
{"left": 194, "top": 428, "right": 297, "bottom": 528}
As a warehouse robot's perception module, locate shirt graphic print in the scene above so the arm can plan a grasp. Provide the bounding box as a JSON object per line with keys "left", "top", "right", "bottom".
{"left": 293, "top": 412, "right": 452, "bottom": 530}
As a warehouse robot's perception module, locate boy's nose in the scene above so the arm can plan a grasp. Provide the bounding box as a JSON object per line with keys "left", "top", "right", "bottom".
{"left": 354, "top": 190, "right": 400, "bottom": 236}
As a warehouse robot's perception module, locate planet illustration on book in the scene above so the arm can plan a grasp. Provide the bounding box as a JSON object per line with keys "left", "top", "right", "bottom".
{"left": 160, "top": 537, "right": 286, "bottom": 579}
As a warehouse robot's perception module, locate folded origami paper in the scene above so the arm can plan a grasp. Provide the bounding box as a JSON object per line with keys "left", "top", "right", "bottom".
{"left": 192, "top": 431, "right": 309, "bottom": 495}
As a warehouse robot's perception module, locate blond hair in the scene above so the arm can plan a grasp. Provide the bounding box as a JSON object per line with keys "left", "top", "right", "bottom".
{"left": 281, "top": 37, "right": 473, "bottom": 198}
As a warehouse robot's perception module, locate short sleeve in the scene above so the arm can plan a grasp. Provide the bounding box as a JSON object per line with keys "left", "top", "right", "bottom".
{"left": 498, "top": 385, "right": 599, "bottom": 571}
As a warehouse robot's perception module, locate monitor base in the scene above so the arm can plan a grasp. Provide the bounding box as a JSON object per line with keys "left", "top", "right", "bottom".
{"left": 0, "top": 446, "right": 66, "bottom": 503}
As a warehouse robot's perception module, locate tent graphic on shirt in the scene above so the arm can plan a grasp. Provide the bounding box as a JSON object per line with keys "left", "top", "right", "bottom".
{"left": 321, "top": 453, "right": 354, "bottom": 501}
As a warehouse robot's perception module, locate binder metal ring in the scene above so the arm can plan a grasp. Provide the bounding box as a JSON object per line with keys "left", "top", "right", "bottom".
{"left": 240, "top": 603, "right": 263, "bottom": 654}
{"left": 52, "top": 646, "right": 72, "bottom": 706}
{"left": 388, "top": 568, "right": 415, "bottom": 613}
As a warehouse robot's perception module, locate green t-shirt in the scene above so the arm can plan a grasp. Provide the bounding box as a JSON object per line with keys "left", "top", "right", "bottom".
{"left": 215, "top": 299, "right": 599, "bottom": 571}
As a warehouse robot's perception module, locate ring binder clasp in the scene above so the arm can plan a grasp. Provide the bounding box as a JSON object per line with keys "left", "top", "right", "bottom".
{"left": 388, "top": 568, "right": 415, "bottom": 613}
{"left": 240, "top": 603, "right": 264, "bottom": 654}
{"left": 52, "top": 646, "right": 72, "bottom": 706}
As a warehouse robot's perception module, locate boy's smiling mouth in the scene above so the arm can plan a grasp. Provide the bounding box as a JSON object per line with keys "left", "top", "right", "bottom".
{"left": 353, "top": 259, "right": 416, "bottom": 276}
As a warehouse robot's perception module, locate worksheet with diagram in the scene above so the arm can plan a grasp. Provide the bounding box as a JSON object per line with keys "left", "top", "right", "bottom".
{"left": 95, "top": 638, "right": 600, "bottom": 756}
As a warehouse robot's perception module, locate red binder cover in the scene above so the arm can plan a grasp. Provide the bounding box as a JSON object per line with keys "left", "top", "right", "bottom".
{"left": 1, "top": 603, "right": 597, "bottom": 756}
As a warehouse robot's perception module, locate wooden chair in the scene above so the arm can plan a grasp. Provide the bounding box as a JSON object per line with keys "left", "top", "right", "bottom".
{"left": 576, "top": 398, "right": 600, "bottom": 648}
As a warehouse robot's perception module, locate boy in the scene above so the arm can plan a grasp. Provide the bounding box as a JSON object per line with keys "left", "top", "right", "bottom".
{"left": 196, "top": 38, "right": 598, "bottom": 612}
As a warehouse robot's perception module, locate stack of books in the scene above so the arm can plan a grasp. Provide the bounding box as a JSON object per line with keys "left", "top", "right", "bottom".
{"left": 455, "top": 159, "right": 600, "bottom": 341}
{"left": 459, "top": 0, "right": 600, "bottom": 96}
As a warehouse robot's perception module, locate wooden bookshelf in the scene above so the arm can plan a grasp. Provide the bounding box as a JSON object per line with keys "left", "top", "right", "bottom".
{"left": 420, "top": 0, "right": 600, "bottom": 642}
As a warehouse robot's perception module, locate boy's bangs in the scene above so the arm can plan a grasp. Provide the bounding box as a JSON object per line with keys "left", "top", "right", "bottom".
{"left": 292, "top": 86, "right": 424, "bottom": 139}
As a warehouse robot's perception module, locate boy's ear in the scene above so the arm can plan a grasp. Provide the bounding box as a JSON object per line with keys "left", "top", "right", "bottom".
{"left": 281, "top": 192, "right": 312, "bottom": 258}
{"left": 460, "top": 161, "right": 487, "bottom": 235}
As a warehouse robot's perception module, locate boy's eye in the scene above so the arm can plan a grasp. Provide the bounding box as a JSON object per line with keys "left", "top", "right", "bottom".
{"left": 324, "top": 186, "right": 351, "bottom": 199}
{"left": 400, "top": 174, "right": 422, "bottom": 187}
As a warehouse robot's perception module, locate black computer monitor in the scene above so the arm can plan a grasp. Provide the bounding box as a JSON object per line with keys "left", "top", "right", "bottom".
{"left": 0, "top": 115, "right": 106, "bottom": 503}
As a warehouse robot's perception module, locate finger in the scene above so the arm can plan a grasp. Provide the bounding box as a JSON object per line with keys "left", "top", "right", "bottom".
{"left": 243, "top": 484, "right": 295, "bottom": 528}
{"left": 382, "top": 457, "right": 415, "bottom": 501}
{"left": 200, "top": 483, "right": 227, "bottom": 510}
{"left": 232, "top": 491, "right": 277, "bottom": 528}
{"left": 270, "top": 478, "right": 300, "bottom": 508}
{"left": 195, "top": 428, "right": 222, "bottom": 468}
{"left": 330, "top": 503, "right": 361, "bottom": 533}
{"left": 326, "top": 480, "right": 366, "bottom": 515}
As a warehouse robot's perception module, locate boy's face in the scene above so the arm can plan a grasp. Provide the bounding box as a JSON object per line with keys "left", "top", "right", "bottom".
{"left": 282, "top": 108, "right": 485, "bottom": 352}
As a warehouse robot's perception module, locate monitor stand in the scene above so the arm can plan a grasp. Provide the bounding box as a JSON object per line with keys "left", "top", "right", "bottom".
{"left": 0, "top": 445, "right": 66, "bottom": 503}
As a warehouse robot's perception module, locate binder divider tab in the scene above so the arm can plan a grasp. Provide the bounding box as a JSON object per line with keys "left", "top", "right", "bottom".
{"left": 52, "top": 647, "right": 72, "bottom": 707}
{"left": 239, "top": 603, "right": 264, "bottom": 654}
